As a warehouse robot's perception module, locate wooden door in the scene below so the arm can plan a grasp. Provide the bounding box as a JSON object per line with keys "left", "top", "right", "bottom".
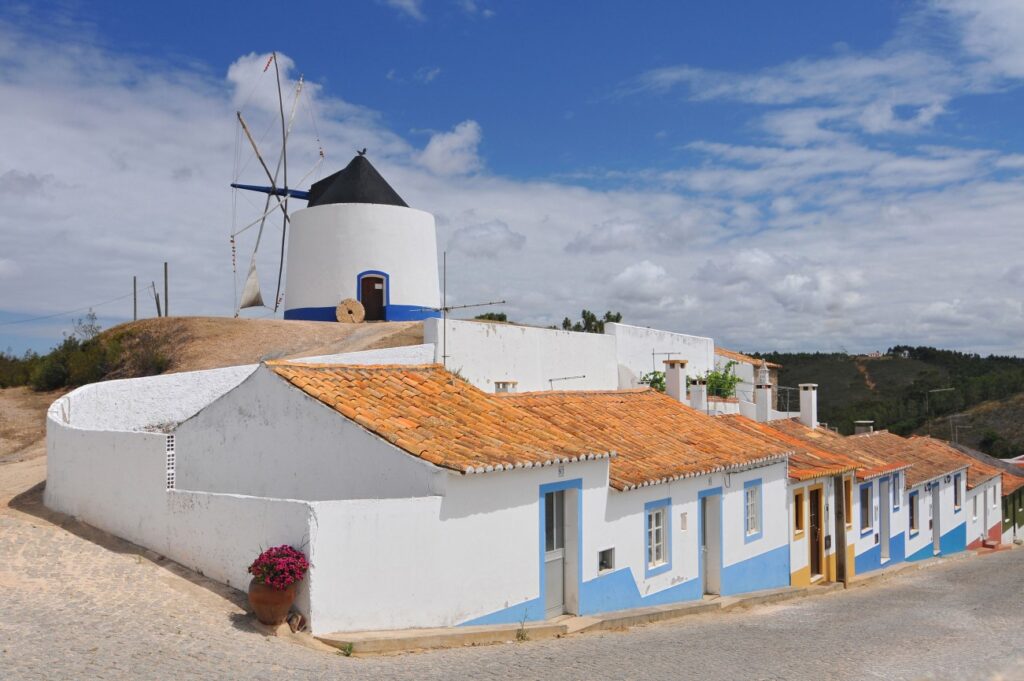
{"left": 360, "top": 276, "right": 385, "bottom": 321}
{"left": 809, "top": 488, "right": 822, "bottom": 577}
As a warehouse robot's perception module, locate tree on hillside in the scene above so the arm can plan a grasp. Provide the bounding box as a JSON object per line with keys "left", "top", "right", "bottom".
{"left": 561, "top": 310, "right": 622, "bottom": 334}
{"left": 474, "top": 312, "right": 508, "bottom": 323}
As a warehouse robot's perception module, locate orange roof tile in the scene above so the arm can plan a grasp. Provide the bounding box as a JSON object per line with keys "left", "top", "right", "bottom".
{"left": 903, "top": 436, "right": 1001, "bottom": 490}
{"left": 269, "top": 363, "right": 791, "bottom": 490}
{"left": 500, "top": 390, "right": 792, "bottom": 490}
{"left": 767, "top": 420, "right": 912, "bottom": 481}
{"left": 715, "top": 347, "right": 781, "bottom": 369}
{"left": 269, "top": 363, "right": 607, "bottom": 475}
{"left": 718, "top": 415, "right": 859, "bottom": 482}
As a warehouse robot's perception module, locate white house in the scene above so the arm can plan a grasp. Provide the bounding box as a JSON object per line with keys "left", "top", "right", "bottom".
{"left": 47, "top": 356, "right": 798, "bottom": 635}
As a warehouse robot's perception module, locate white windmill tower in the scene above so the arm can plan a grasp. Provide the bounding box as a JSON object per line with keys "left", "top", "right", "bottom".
{"left": 230, "top": 53, "right": 441, "bottom": 322}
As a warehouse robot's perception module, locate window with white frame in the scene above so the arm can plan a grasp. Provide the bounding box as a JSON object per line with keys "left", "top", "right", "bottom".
{"left": 893, "top": 472, "right": 900, "bottom": 508}
{"left": 745, "top": 485, "right": 761, "bottom": 536}
{"left": 973, "top": 494, "right": 978, "bottom": 521}
{"left": 647, "top": 507, "right": 666, "bottom": 569}
{"left": 909, "top": 492, "right": 919, "bottom": 533}
{"left": 954, "top": 474, "right": 962, "bottom": 510}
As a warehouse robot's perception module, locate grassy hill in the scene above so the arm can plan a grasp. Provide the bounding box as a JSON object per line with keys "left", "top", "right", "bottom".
{"left": 758, "top": 347, "right": 1024, "bottom": 458}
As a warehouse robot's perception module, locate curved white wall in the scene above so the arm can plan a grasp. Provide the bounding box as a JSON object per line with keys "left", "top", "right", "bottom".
{"left": 283, "top": 203, "right": 441, "bottom": 320}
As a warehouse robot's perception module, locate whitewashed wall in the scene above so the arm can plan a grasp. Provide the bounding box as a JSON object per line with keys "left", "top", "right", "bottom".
{"left": 284, "top": 203, "right": 440, "bottom": 314}
{"left": 605, "top": 323, "right": 714, "bottom": 389}
{"left": 423, "top": 318, "right": 618, "bottom": 392}
{"left": 851, "top": 474, "right": 907, "bottom": 563}
{"left": 965, "top": 478, "right": 1001, "bottom": 545}
{"left": 50, "top": 365, "right": 256, "bottom": 432}
{"left": 46, "top": 414, "right": 316, "bottom": 619}
{"left": 173, "top": 367, "right": 446, "bottom": 501}
{"left": 306, "top": 460, "right": 610, "bottom": 634}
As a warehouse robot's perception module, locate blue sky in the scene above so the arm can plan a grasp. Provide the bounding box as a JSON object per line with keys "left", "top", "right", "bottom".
{"left": 2, "top": 0, "right": 1024, "bottom": 356}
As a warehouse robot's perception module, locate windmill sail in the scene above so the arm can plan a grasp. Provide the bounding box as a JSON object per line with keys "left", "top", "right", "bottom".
{"left": 239, "top": 260, "right": 265, "bottom": 309}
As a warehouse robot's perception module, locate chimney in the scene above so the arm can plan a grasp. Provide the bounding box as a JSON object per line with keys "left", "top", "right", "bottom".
{"left": 799, "top": 383, "right": 818, "bottom": 428}
{"left": 690, "top": 377, "right": 708, "bottom": 412}
{"left": 663, "top": 359, "right": 688, "bottom": 402}
{"left": 854, "top": 420, "right": 875, "bottom": 435}
{"left": 755, "top": 360, "right": 773, "bottom": 423}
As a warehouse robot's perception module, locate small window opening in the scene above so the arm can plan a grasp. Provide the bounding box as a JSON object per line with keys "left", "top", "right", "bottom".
{"left": 598, "top": 548, "right": 615, "bottom": 573}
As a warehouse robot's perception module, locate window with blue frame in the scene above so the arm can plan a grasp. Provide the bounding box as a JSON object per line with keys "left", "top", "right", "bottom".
{"left": 743, "top": 479, "right": 763, "bottom": 543}
{"left": 644, "top": 498, "right": 671, "bottom": 577}
{"left": 909, "top": 491, "right": 919, "bottom": 535}
{"left": 860, "top": 483, "right": 873, "bottom": 535}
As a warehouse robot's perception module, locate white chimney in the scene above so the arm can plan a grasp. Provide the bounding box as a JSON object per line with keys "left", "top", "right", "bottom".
{"left": 755, "top": 360, "right": 773, "bottom": 423}
{"left": 854, "top": 420, "right": 875, "bottom": 434}
{"left": 663, "top": 359, "right": 688, "bottom": 402}
{"left": 799, "top": 383, "right": 818, "bottom": 428}
{"left": 690, "top": 377, "right": 708, "bottom": 413}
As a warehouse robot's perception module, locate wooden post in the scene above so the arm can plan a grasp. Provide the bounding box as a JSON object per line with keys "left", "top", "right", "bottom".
{"left": 153, "top": 282, "right": 162, "bottom": 317}
{"left": 133, "top": 276, "right": 137, "bottom": 321}
{"left": 163, "top": 262, "right": 169, "bottom": 317}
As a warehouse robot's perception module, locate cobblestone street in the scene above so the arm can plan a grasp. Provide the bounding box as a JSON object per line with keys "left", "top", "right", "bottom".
{"left": 2, "top": 458, "right": 1023, "bottom": 680}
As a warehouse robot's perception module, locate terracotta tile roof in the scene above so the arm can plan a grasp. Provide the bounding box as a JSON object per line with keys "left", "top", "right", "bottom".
{"left": 268, "top": 362, "right": 610, "bottom": 475}
{"left": 767, "top": 420, "right": 912, "bottom": 481}
{"left": 904, "top": 436, "right": 1001, "bottom": 490}
{"left": 268, "top": 362, "right": 790, "bottom": 490}
{"left": 715, "top": 347, "right": 781, "bottom": 369}
{"left": 499, "top": 390, "right": 792, "bottom": 490}
{"left": 708, "top": 396, "right": 739, "bottom": 404}
{"left": 948, "top": 444, "right": 1024, "bottom": 495}
{"left": 718, "top": 415, "right": 858, "bottom": 482}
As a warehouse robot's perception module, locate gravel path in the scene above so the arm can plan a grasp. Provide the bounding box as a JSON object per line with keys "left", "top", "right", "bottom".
{"left": 2, "top": 457, "right": 1023, "bottom": 680}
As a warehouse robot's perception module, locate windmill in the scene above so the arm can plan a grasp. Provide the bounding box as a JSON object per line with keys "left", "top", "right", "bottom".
{"left": 229, "top": 52, "right": 322, "bottom": 316}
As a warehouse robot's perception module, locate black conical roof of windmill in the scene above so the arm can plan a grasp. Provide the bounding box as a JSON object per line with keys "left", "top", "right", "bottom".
{"left": 307, "top": 155, "right": 408, "bottom": 208}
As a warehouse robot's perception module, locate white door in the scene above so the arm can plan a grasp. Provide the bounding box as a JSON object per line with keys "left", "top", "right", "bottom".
{"left": 931, "top": 486, "right": 941, "bottom": 554}
{"left": 701, "top": 494, "right": 722, "bottom": 595}
{"left": 544, "top": 490, "right": 565, "bottom": 618}
{"left": 982, "top": 488, "right": 990, "bottom": 542}
{"left": 879, "top": 478, "right": 891, "bottom": 561}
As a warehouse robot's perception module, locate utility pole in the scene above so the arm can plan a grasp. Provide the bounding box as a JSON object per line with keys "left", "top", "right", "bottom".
{"left": 153, "top": 282, "right": 162, "bottom": 317}
{"left": 164, "top": 261, "right": 169, "bottom": 317}
{"left": 133, "top": 275, "right": 137, "bottom": 321}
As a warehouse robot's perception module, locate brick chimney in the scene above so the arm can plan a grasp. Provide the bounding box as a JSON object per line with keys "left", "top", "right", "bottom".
{"left": 755, "top": 360, "right": 773, "bottom": 423}
{"left": 799, "top": 383, "right": 818, "bottom": 428}
{"left": 690, "top": 377, "right": 708, "bottom": 412}
{"left": 663, "top": 359, "right": 688, "bottom": 403}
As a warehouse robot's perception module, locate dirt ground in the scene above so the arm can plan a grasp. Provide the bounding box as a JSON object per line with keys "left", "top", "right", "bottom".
{"left": 109, "top": 316, "right": 424, "bottom": 373}
{"left": 0, "top": 387, "right": 62, "bottom": 465}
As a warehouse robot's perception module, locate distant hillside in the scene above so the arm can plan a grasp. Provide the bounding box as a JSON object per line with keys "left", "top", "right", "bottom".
{"left": 758, "top": 347, "right": 1024, "bottom": 457}
{"left": 919, "top": 393, "right": 1024, "bottom": 460}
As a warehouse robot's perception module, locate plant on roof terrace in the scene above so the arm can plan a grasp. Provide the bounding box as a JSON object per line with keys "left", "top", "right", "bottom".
{"left": 706, "top": 360, "right": 742, "bottom": 398}
{"left": 639, "top": 370, "right": 666, "bottom": 392}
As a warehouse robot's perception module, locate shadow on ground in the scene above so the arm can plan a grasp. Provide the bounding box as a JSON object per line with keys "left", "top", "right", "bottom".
{"left": 6, "top": 478, "right": 251, "bottom": 614}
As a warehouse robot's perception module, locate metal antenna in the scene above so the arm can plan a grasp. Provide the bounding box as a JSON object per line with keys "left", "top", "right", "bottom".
{"left": 651, "top": 351, "right": 676, "bottom": 374}
{"left": 412, "top": 252, "right": 506, "bottom": 367}
{"left": 549, "top": 375, "right": 587, "bottom": 391}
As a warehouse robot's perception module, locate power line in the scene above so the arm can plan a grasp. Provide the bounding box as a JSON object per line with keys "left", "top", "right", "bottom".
{"left": 0, "top": 290, "right": 139, "bottom": 327}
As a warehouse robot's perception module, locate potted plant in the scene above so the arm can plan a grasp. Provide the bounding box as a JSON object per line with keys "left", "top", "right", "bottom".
{"left": 247, "top": 545, "right": 309, "bottom": 625}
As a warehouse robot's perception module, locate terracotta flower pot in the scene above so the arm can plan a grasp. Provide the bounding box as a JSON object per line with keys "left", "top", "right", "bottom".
{"left": 248, "top": 578, "right": 297, "bottom": 625}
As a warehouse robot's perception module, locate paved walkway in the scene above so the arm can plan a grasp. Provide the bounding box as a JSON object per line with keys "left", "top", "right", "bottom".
{"left": 2, "top": 457, "right": 1023, "bottom": 680}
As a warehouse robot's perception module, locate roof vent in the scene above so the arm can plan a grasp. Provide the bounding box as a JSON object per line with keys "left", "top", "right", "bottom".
{"left": 854, "top": 420, "right": 875, "bottom": 434}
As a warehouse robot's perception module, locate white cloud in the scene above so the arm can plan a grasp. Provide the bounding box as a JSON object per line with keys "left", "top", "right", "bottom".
{"left": 936, "top": 0, "right": 1024, "bottom": 79}
{"left": 1, "top": 15, "right": 1023, "bottom": 357}
{"left": 447, "top": 220, "right": 525, "bottom": 257}
{"left": 379, "top": 0, "right": 425, "bottom": 21}
{"left": 416, "top": 120, "right": 483, "bottom": 175}
{"left": 415, "top": 66, "right": 441, "bottom": 84}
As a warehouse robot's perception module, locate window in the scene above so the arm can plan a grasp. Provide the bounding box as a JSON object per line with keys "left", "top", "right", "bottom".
{"left": 598, "top": 548, "right": 615, "bottom": 573}
{"left": 954, "top": 473, "right": 962, "bottom": 512}
{"left": 744, "top": 479, "right": 763, "bottom": 542}
{"left": 893, "top": 473, "right": 900, "bottom": 509}
{"left": 644, "top": 498, "right": 671, "bottom": 577}
{"left": 843, "top": 478, "right": 853, "bottom": 528}
{"left": 973, "top": 495, "right": 978, "bottom": 521}
{"left": 545, "top": 490, "right": 564, "bottom": 552}
{"left": 793, "top": 489, "right": 805, "bottom": 535}
{"left": 860, "top": 484, "right": 872, "bottom": 533}
{"left": 909, "top": 492, "right": 919, "bottom": 534}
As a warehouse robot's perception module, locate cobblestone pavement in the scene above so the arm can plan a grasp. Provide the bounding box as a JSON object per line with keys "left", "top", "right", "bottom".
{"left": 2, "top": 458, "right": 1023, "bottom": 680}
